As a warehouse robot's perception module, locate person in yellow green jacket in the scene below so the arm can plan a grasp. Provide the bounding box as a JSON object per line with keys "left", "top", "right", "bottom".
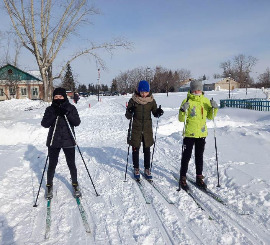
{"left": 178, "top": 80, "right": 218, "bottom": 190}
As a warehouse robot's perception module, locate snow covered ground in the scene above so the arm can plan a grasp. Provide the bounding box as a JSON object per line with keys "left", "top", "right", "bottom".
{"left": 0, "top": 88, "right": 270, "bottom": 245}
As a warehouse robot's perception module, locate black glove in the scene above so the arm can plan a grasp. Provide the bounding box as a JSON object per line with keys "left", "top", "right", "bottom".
{"left": 127, "top": 105, "right": 135, "bottom": 114}
{"left": 155, "top": 107, "right": 164, "bottom": 117}
{"left": 54, "top": 106, "right": 69, "bottom": 117}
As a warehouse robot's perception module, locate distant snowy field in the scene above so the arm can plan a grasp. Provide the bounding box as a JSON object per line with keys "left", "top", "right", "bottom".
{"left": 0, "top": 88, "right": 270, "bottom": 244}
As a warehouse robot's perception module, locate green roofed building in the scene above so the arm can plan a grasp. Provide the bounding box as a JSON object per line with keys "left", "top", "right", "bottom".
{"left": 0, "top": 64, "right": 44, "bottom": 101}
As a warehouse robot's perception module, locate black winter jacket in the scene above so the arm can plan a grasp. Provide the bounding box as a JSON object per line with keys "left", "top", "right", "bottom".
{"left": 41, "top": 100, "right": 81, "bottom": 148}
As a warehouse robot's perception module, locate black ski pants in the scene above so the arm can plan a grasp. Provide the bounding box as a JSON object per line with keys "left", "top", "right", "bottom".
{"left": 47, "top": 147, "right": 78, "bottom": 185}
{"left": 180, "top": 137, "right": 206, "bottom": 177}
{"left": 132, "top": 136, "right": 151, "bottom": 169}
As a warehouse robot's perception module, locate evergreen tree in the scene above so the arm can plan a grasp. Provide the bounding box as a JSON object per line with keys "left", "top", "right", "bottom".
{"left": 78, "top": 84, "right": 87, "bottom": 93}
{"left": 61, "top": 64, "right": 76, "bottom": 91}
{"left": 88, "top": 83, "right": 97, "bottom": 94}
{"left": 111, "top": 79, "right": 118, "bottom": 92}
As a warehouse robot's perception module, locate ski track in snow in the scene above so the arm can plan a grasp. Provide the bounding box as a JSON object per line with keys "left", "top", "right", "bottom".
{"left": 0, "top": 90, "right": 270, "bottom": 244}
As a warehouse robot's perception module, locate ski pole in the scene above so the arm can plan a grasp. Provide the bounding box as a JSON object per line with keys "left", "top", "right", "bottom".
{"left": 177, "top": 99, "right": 188, "bottom": 191}
{"left": 212, "top": 98, "right": 220, "bottom": 187}
{"left": 33, "top": 116, "right": 59, "bottom": 207}
{"left": 33, "top": 155, "right": 49, "bottom": 207}
{"left": 64, "top": 115, "right": 100, "bottom": 196}
{"left": 150, "top": 105, "right": 161, "bottom": 170}
{"left": 124, "top": 111, "right": 134, "bottom": 182}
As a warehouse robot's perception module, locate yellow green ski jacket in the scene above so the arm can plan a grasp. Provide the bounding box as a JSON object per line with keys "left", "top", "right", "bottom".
{"left": 179, "top": 92, "right": 218, "bottom": 138}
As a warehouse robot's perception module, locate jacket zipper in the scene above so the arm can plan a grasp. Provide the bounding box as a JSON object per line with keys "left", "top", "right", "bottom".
{"left": 142, "top": 104, "right": 144, "bottom": 135}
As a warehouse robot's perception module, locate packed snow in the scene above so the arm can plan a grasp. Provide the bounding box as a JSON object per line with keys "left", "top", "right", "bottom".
{"left": 0, "top": 88, "right": 270, "bottom": 245}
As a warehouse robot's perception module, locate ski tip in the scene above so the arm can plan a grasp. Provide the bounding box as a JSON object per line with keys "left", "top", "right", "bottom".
{"left": 176, "top": 188, "right": 181, "bottom": 192}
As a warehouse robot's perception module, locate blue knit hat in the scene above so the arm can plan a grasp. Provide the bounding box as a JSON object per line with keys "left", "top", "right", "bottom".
{"left": 138, "top": 80, "right": 150, "bottom": 92}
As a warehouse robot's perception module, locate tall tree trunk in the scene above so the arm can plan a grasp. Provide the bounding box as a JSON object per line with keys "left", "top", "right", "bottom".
{"left": 41, "top": 66, "right": 53, "bottom": 102}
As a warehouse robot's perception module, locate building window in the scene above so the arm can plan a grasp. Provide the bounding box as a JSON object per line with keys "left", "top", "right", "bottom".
{"left": 0, "top": 89, "right": 3, "bottom": 96}
{"left": 8, "top": 69, "right": 13, "bottom": 75}
{"left": 21, "top": 88, "right": 27, "bottom": 95}
{"left": 33, "top": 88, "right": 38, "bottom": 96}
{"left": 9, "top": 88, "right": 15, "bottom": 95}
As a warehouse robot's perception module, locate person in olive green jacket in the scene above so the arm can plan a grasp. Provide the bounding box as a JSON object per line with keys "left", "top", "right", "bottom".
{"left": 125, "top": 80, "right": 163, "bottom": 180}
{"left": 178, "top": 80, "right": 218, "bottom": 190}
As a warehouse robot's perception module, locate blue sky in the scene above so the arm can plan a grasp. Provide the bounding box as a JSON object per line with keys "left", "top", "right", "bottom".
{"left": 1, "top": 0, "right": 270, "bottom": 86}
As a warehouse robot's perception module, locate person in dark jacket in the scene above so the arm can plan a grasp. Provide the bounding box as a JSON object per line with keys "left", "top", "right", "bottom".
{"left": 73, "top": 92, "right": 79, "bottom": 104}
{"left": 41, "top": 87, "right": 81, "bottom": 199}
{"left": 125, "top": 80, "right": 163, "bottom": 180}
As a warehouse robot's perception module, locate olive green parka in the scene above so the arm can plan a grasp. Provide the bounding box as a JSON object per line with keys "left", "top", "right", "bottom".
{"left": 125, "top": 92, "right": 158, "bottom": 148}
{"left": 179, "top": 92, "right": 218, "bottom": 138}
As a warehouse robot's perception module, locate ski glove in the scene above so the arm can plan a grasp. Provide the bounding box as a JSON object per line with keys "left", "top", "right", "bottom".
{"left": 127, "top": 106, "right": 135, "bottom": 114}
{"left": 180, "top": 102, "right": 189, "bottom": 112}
{"left": 210, "top": 100, "right": 218, "bottom": 108}
{"left": 155, "top": 107, "right": 164, "bottom": 117}
{"left": 54, "top": 106, "right": 69, "bottom": 117}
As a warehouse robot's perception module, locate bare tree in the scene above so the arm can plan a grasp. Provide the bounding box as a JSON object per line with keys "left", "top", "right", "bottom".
{"left": 113, "top": 66, "right": 191, "bottom": 93}
{"left": 115, "top": 67, "right": 146, "bottom": 93}
{"left": 220, "top": 54, "right": 257, "bottom": 87}
{"left": 152, "top": 66, "right": 190, "bottom": 93}
{"left": 13, "top": 38, "right": 22, "bottom": 67}
{"left": 233, "top": 54, "right": 257, "bottom": 87}
{"left": 220, "top": 60, "right": 233, "bottom": 78}
{"left": 176, "top": 68, "right": 191, "bottom": 85}
{"left": 3, "top": 0, "right": 130, "bottom": 101}
{"left": 0, "top": 31, "right": 4, "bottom": 66}
{"left": 115, "top": 72, "right": 129, "bottom": 93}
{"left": 151, "top": 66, "right": 165, "bottom": 93}
{"left": 213, "top": 73, "right": 222, "bottom": 79}
{"left": 3, "top": 34, "right": 22, "bottom": 66}
{"left": 258, "top": 68, "right": 270, "bottom": 88}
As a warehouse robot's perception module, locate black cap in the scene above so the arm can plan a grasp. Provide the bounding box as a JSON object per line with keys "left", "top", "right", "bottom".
{"left": 53, "top": 87, "right": 67, "bottom": 100}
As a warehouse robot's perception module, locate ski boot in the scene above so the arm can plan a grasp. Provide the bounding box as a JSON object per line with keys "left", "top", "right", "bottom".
{"left": 134, "top": 168, "right": 140, "bottom": 180}
{"left": 144, "top": 168, "right": 153, "bottom": 181}
{"left": 45, "top": 184, "right": 53, "bottom": 199}
{"left": 196, "top": 175, "right": 207, "bottom": 189}
{"left": 72, "top": 183, "right": 82, "bottom": 198}
{"left": 180, "top": 176, "right": 189, "bottom": 191}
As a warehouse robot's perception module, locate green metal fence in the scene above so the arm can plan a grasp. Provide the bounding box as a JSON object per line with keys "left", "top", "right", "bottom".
{"left": 220, "top": 99, "right": 270, "bottom": 111}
